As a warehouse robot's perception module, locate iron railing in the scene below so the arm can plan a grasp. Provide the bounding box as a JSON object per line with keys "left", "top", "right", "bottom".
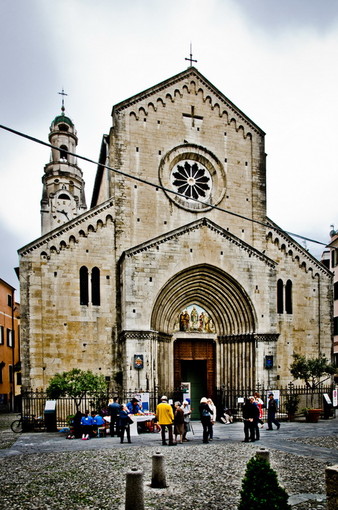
{"left": 18, "top": 383, "right": 336, "bottom": 428}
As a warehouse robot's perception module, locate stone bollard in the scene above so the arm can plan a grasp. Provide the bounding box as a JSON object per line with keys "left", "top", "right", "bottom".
{"left": 151, "top": 451, "right": 167, "bottom": 488}
{"left": 255, "top": 448, "right": 270, "bottom": 464}
{"left": 125, "top": 468, "right": 144, "bottom": 510}
{"left": 326, "top": 464, "right": 338, "bottom": 510}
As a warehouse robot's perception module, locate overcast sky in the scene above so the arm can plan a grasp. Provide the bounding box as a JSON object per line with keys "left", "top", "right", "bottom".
{"left": 1, "top": 0, "right": 338, "bottom": 291}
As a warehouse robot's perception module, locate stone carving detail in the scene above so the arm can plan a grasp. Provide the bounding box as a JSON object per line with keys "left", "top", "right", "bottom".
{"left": 174, "top": 304, "right": 215, "bottom": 333}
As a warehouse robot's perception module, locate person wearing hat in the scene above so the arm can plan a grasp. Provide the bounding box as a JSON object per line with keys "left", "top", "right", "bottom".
{"left": 155, "top": 396, "right": 176, "bottom": 446}
{"left": 126, "top": 397, "right": 144, "bottom": 415}
{"left": 181, "top": 400, "right": 192, "bottom": 441}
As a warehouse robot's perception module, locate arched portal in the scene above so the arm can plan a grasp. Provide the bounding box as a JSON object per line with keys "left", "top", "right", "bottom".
{"left": 151, "top": 264, "right": 257, "bottom": 408}
{"left": 151, "top": 264, "right": 257, "bottom": 335}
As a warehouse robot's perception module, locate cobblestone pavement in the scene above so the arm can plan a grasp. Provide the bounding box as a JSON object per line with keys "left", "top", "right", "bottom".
{"left": 0, "top": 413, "right": 337, "bottom": 509}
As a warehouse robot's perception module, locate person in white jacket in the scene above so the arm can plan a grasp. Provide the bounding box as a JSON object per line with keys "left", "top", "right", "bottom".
{"left": 207, "top": 398, "right": 217, "bottom": 440}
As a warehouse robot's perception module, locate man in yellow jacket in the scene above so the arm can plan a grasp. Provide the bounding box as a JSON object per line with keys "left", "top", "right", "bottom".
{"left": 156, "top": 395, "right": 176, "bottom": 446}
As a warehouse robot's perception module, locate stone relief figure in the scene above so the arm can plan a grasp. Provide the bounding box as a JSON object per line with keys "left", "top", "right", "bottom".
{"left": 179, "top": 310, "right": 190, "bottom": 331}
{"left": 199, "top": 311, "right": 208, "bottom": 331}
{"left": 190, "top": 306, "right": 198, "bottom": 330}
{"left": 176, "top": 305, "right": 215, "bottom": 333}
{"left": 206, "top": 316, "right": 215, "bottom": 333}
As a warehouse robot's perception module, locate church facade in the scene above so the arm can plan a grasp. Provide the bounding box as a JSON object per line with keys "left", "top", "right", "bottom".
{"left": 19, "top": 67, "right": 332, "bottom": 401}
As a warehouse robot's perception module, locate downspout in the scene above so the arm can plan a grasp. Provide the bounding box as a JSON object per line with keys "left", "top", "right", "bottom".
{"left": 11, "top": 288, "right": 15, "bottom": 411}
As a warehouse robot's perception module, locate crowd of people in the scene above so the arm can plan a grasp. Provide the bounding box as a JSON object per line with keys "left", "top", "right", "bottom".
{"left": 241, "top": 392, "right": 280, "bottom": 443}
{"left": 67, "top": 397, "right": 144, "bottom": 442}
{"left": 66, "top": 392, "right": 280, "bottom": 444}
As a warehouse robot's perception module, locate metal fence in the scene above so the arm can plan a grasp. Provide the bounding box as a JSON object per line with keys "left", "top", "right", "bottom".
{"left": 19, "top": 383, "right": 336, "bottom": 428}
{"left": 21, "top": 389, "right": 163, "bottom": 427}
{"left": 215, "top": 383, "right": 336, "bottom": 420}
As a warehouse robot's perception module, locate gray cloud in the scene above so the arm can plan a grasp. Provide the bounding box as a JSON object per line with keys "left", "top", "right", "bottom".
{"left": 236, "top": 0, "right": 338, "bottom": 34}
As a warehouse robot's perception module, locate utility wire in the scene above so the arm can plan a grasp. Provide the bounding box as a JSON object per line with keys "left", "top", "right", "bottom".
{"left": 0, "top": 123, "right": 327, "bottom": 247}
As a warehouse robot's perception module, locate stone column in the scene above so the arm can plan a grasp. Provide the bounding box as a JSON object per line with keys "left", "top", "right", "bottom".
{"left": 125, "top": 468, "right": 144, "bottom": 510}
{"left": 255, "top": 448, "right": 270, "bottom": 464}
{"left": 151, "top": 451, "right": 167, "bottom": 488}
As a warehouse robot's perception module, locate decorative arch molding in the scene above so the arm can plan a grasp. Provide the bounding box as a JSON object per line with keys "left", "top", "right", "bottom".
{"left": 151, "top": 264, "right": 257, "bottom": 336}
{"left": 19, "top": 201, "right": 114, "bottom": 258}
{"left": 266, "top": 226, "right": 330, "bottom": 277}
{"left": 119, "top": 69, "right": 261, "bottom": 138}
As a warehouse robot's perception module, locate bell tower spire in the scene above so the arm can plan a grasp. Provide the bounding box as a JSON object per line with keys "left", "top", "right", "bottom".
{"left": 40, "top": 92, "right": 87, "bottom": 234}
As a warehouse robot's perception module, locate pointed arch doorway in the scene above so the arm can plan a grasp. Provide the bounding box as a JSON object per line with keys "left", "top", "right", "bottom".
{"left": 174, "top": 337, "right": 216, "bottom": 419}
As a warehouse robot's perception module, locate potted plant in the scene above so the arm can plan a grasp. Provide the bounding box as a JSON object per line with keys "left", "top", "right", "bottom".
{"left": 284, "top": 394, "right": 300, "bottom": 421}
{"left": 289, "top": 353, "right": 335, "bottom": 423}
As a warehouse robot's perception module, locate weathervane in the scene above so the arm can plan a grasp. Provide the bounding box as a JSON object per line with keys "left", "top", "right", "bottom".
{"left": 58, "top": 88, "right": 68, "bottom": 114}
{"left": 185, "top": 43, "right": 197, "bottom": 67}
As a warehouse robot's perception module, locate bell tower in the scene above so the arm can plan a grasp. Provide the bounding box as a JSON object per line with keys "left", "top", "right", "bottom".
{"left": 40, "top": 91, "right": 87, "bottom": 235}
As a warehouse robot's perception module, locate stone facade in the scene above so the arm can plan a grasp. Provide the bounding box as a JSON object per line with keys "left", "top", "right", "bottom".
{"left": 19, "top": 67, "right": 332, "bottom": 403}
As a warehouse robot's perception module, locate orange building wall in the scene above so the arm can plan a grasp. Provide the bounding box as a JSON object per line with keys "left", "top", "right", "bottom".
{"left": 0, "top": 278, "right": 20, "bottom": 410}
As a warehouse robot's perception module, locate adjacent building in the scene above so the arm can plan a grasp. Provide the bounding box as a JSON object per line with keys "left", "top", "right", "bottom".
{"left": 323, "top": 230, "right": 338, "bottom": 365}
{"left": 0, "top": 278, "right": 20, "bottom": 410}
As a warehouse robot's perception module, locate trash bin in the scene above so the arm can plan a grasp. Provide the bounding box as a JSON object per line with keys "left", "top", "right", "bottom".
{"left": 323, "top": 394, "right": 332, "bottom": 420}
{"left": 44, "top": 400, "right": 57, "bottom": 431}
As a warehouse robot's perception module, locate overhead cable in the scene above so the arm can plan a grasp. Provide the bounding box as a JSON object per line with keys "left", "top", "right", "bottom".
{"left": 0, "top": 124, "right": 327, "bottom": 247}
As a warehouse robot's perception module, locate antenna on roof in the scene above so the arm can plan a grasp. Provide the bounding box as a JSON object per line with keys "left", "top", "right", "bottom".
{"left": 185, "top": 43, "right": 197, "bottom": 67}
{"left": 58, "top": 88, "right": 68, "bottom": 114}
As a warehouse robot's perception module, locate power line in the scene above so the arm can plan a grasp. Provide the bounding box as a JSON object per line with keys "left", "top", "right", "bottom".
{"left": 0, "top": 123, "right": 327, "bottom": 248}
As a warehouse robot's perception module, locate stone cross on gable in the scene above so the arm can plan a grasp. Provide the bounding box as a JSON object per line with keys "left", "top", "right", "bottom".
{"left": 182, "top": 105, "right": 203, "bottom": 127}
{"left": 185, "top": 43, "right": 197, "bottom": 67}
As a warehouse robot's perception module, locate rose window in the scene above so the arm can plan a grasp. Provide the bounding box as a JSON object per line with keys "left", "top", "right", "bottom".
{"left": 171, "top": 161, "right": 211, "bottom": 201}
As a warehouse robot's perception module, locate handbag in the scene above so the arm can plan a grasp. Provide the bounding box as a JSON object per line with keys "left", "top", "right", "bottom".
{"left": 127, "top": 415, "right": 134, "bottom": 424}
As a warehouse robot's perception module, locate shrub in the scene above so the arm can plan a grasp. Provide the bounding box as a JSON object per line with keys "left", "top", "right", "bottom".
{"left": 238, "top": 456, "right": 291, "bottom": 510}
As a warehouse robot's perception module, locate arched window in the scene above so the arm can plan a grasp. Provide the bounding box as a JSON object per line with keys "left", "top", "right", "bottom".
{"left": 91, "top": 267, "right": 100, "bottom": 306}
{"left": 277, "top": 279, "right": 284, "bottom": 313}
{"left": 80, "top": 266, "right": 89, "bottom": 305}
{"left": 285, "top": 280, "right": 293, "bottom": 314}
{"left": 59, "top": 145, "right": 68, "bottom": 161}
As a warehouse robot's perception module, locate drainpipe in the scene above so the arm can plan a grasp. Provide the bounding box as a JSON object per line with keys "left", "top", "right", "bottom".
{"left": 11, "top": 289, "right": 15, "bottom": 412}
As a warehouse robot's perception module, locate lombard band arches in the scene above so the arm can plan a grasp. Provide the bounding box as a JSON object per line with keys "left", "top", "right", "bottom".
{"left": 151, "top": 264, "right": 256, "bottom": 336}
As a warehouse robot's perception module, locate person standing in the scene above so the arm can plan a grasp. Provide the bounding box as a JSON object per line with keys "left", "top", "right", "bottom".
{"left": 242, "top": 397, "right": 259, "bottom": 442}
{"left": 181, "top": 400, "right": 191, "bottom": 441}
{"left": 207, "top": 398, "right": 217, "bottom": 441}
{"left": 155, "top": 395, "right": 176, "bottom": 446}
{"left": 199, "top": 397, "right": 213, "bottom": 444}
{"left": 254, "top": 392, "right": 264, "bottom": 427}
{"left": 119, "top": 404, "right": 132, "bottom": 443}
{"left": 173, "top": 401, "right": 185, "bottom": 444}
{"left": 108, "top": 397, "right": 121, "bottom": 437}
{"left": 267, "top": 393, "right": 280, "bottom": 430}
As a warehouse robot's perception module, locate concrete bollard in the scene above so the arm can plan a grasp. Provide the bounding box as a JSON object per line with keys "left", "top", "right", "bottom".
{"left": 151, "top": 451, "right": 167, "bottom": 488}
{"left": 125, "top": 468, "right": 144, "bottom": 510}
{"left": 255, "top": 448, "right": 270, "bottom": 464}
{"left": 326, "top": 464, "right": 338, "bottom": 510}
